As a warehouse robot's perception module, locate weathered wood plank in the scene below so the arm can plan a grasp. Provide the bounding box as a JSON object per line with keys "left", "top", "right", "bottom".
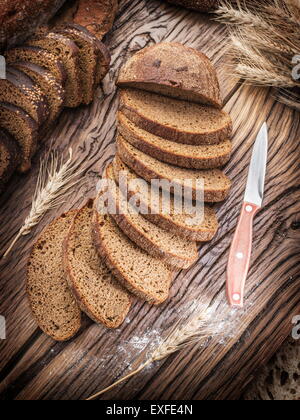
{"left": 0, "top": 0, "right": 238, "bottom": 375}
{"left": 0, "top": 0, "right": 299, "bottom": 401}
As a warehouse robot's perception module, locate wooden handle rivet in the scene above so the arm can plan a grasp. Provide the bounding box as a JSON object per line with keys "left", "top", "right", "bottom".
{"left": 246, "top": 205, "right": 253, "bottom": 213}
{"left": 232, "top": 293, "right": 241, "bottom": 302}
{"left": 236, "top": 252, "right": 244, "bottom": 260}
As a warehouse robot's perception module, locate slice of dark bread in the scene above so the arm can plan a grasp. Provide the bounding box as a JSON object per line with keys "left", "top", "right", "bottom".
{"left": 55, "top": 24, "right": 99, "bottom": 105}
{"left": 117, "top": 136, "right": 232, "bottom": 202}
{"left": 92, "top": 211, "right": 175, "bottom": 305}
{"left": 64, "top": 201, "right": 132, "bottom": 328}
{"left": 104, "top": 164, "right": 199, "bottom": 269}
{"left": 5, "top": 46, "right": 66, "bottom": 86}
{"left": 118, "top": 113, "right": 232, "bottom": 169}
{"left": 28, "top": 32, "right": 82, "bottom": 108}
{"left": 113, "top": 156, "right": 219, "bottom": 242}
{"left": 0, "top": 67, "right": 48, "bottom": 126}
{"left": 0, "top": 129, "right": 20, "bottom": 192}
{"left": 94, "top": 38, "right": 111, "bottom": 86}
{"left": 117, "top": 43, "right": 222, "bottom": 108}
{"left": 120, "top": 88, "right": 232, "bottom": 145}
{"left": 27, "top": 211, "right": 81, "bottom": 341}
{"left": 0, "top": 102, "right": 39, "bottom": 173}
{"left": 12, "top": 62, "right": 65, "bottom": 127}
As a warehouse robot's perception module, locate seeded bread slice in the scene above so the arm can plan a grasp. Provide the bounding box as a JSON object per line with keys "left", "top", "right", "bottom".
{"left": 120, "top": 88, "right": 232, "bottom": 145}
{"left": 104, "top": 164, "right": 198, "bottom": 269}
{"left": 5, "top": 46, "right": 66, "bottom": 86}
{"left": 12, "top": 62, "right": 65, "bottom": 127}
{"left": 92, "top": 211, "right": 175, "bottom": 305}
{"left": 118, "top": 43, "right": 222, "bottom": 108}
{"left": 28, "top": 32, "right": 82, "bottom": 107}
{"left": 113, "top": 156, "right": 219, "bottom": 242}
{"left": 0, "top": 102, "right": 39, "bottom": 172}
{"left": 0, "top": 129, "right": 20, "bottom": 192}
{"left": 117, "top": 136, "right": 231, "bottom": 202}
{"left": 27, "top": 211, "right": 81, "bottom": 341}
{"left": 118, "top": 113, "right": 232, "bottom": 169}
{"left": 0, "top": 67, "right": 48, "bottom": 126}
{"left": 55, "top": 24, "right": 98, "bottom": 105}
{"left": 64, "top": 201, "right": 132, "bottom": 328}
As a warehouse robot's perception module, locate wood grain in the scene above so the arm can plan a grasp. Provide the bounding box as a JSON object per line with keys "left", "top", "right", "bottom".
{"left": 0, "top": 0, "right": 299, "bottom": 400}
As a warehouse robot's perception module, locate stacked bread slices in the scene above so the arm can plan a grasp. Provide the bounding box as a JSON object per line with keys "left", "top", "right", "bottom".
{"left": 0, "top": 24, "right": 111, "bottom": 191}
{"left": 27, "top": 42, "right": 232, "bottom": 341}
{"left": 93, "top": 42, "right": 232, "bottom": 303}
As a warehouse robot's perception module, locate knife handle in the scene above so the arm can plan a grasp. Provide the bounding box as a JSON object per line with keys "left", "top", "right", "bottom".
{"left": 227, "top": 202, "right": 260, "bottom": 308}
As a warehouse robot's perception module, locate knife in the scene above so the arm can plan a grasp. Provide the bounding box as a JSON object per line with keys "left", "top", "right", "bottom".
{"left": 226, "top": 122, "right": 269, "bottom": 308}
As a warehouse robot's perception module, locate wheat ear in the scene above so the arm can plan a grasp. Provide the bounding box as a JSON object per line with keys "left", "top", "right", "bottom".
{"left": 86, "top": 303, "right": 224, "bottom": 400}
{"left": 2, "top": 148, "right": 83, "bottom": 258}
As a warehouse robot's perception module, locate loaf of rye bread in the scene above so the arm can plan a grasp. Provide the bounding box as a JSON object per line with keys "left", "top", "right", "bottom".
{"left": 12, "top": 62, "right": 65, "bottom": 128}
{"left": 0, "top": 129, "right": 20, "bottom": 192}
{"left": 0, "top": 0, "right": 66, "bottom": 50}
{"left": 118, "top": 113, "right": 232, "bottom": 169}
{"left": 68, "top": 24, "right": 111, "bottom": 86}
{"left": 120, "top": 88, "right": 232, "bottom": 145}
{"left": 0, "top": 102, "right": 39, "bottom": 173}
{"left": 92, "top": 210, "right": 175, "bottom": 305}
{"left": 117, "top": 42, "right": 222, "bottom": 108}
{"left": 117, "top": 135, "right": 231, "bottom": 202}
{"left": 113, "top": 156, "right": 219, "bottom": 242}
{"left": 104, "top": 163, "right": 199, "bottom": 269}
{"left": 56, "top": 24, "right": 111, "bottom": 104}
{"left": 27, "top": 211, "right": 82, "bottom": 341}
{"left": 28, "top": 32, "right": 82, "bottom": 108}
{"left": 64, "top": 201, "right": 132, "bottom": 328}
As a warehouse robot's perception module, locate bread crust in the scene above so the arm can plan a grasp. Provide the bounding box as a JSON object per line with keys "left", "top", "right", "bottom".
{"left": 26, "top": 210, "right": 82, "bottom": 342}
{"left": 0, "top": 129, "right": 20, "bottom": 192}
{"left": 118, "top": 112, "right": 232, "bottom": 169}
{"left": 63, "top": 200, "right": 132, "bottom": 329}
{"left": 12, "top": 61, "right": 65, "bottom": 127}
{"left": 0, "top": 101, "right": 39, "bottom": 173}
{"left": 56, "top": 24, "right": 110, "bottom": 104}
{"left": 117, "top": 136, "right": 232, "bottom": 202}
{"left": 0, "top": 0, "right": 66, "bottom": 50}
{"left": 92, "top": 211, "right": 175, "bottom": 305}
{"left": 105, "top": 165, "right": 198, "bottom": 269}
{"left": 73, "top": 0, "right": 119, "bottom": 40}
{"left": 120, "top": 89, "right": 232, "bottom": 145}
{"left": 3, "top": 67, "right": 49, "bottom": 126}
{"left": 118, "top": 42, "right": 222, "bottom": 108}
{"left": 113, "top": 156, "right": 219, "bottom": 242}
{"left": 28, "top": 32, "right": 82, "bottom": 108}
{"left": 6, "top": 45, "right": 67, "bottom": 85}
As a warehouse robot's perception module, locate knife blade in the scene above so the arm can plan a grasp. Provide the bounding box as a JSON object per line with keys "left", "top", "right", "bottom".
{"left": 226, "top": 122, "right": 269, "bottom": 308}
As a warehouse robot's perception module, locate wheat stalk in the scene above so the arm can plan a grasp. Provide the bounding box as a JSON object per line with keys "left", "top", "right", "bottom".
{"left": 86, "top": 302, "right": 231, "bottom": 400}
{"left": 216, "top": 0, "right": 300, "bottom": 107}
{"left": 2, "top": 148, "right": 83, "bottom": 258}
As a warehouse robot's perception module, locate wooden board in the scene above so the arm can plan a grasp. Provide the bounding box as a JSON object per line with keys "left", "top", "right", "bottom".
{"left": 0, "top": 0, "right": 299, "bottom": 400}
